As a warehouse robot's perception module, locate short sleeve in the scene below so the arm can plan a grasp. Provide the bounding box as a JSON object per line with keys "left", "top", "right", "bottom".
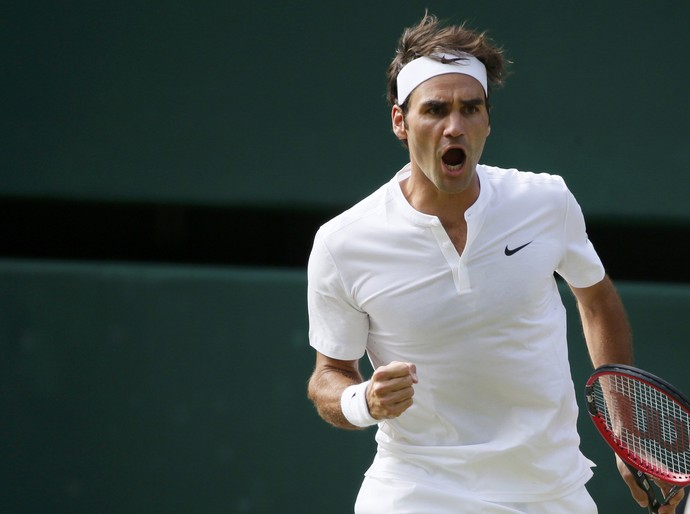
{"left": 307, "top": 233, "right": 369, "bottom": 360}
{"left": 555, "top": 189, "right": 605, "bottom": 288}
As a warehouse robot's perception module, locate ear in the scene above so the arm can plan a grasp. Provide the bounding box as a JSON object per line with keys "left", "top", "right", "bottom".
{"left": 487, "top": 124, "right": 491, "bottom": 137}
{"left": 391, "top": 105, "right": 407, "bottom": 141}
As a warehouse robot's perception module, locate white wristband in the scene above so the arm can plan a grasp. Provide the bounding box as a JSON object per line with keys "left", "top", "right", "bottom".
{"left": 340, "top": 380, "right": 378, "bottom": 427}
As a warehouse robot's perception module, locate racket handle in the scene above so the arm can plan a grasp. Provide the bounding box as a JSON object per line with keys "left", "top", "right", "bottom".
{"left": 625, "top": 464, "right": 661, "bottom": 513}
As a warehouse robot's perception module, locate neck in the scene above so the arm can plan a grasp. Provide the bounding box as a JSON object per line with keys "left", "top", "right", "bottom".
{"left": 401, "top": 170, "right": 480, "bottom": 224}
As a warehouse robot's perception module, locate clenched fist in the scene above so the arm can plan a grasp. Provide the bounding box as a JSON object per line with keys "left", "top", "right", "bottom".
{"left": 366, "top": 361, "right": 418, "bottom": 420}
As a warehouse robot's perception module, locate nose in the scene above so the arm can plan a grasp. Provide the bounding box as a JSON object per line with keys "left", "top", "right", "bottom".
{"left": 443, "top": 111, "right": 464, "bottom": 138}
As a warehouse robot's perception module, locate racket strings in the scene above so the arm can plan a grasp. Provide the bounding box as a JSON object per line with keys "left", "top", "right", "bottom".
{"left": 593, "top": 374, "right": 690, "bottom": 479}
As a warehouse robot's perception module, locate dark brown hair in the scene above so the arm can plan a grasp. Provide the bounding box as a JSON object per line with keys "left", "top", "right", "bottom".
{"left": 386, "top": 13, "right": 509, "bottom": 110}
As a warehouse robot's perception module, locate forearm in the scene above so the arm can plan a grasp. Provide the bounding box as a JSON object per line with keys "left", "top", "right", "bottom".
{"left": 583, "top": 314, "right": 632, "bottom": 368}
{"left": 307, "top": 361, "right": 364, "bottom": 430}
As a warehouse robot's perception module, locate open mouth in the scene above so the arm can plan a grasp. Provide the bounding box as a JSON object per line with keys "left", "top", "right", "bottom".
{"left": 442, "top": 148, "right": 466, "bottom": 170}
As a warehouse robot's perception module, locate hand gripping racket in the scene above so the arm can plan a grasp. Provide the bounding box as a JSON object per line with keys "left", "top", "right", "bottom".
{"left": 585, "top": 364, "right": 690, "bottom": 513}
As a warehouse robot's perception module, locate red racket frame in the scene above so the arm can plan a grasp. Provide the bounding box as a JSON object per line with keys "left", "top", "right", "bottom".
{"left": 585, "top": 364, "right": 690, "bottom": 486}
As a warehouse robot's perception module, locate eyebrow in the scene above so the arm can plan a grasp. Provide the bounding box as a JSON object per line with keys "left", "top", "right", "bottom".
{"left": 420, "top": 97, "right": 486, "bottom": 109}
{"left": 462, "top": 97, "right": 485, "bottom": 107}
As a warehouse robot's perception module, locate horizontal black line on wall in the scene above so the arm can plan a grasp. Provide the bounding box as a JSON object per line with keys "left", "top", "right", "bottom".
{"left": 1, "top": 197, "right": 688, "bottom": 283}
{"left": 0, "top": 198, "right": 339, "bottom": 269}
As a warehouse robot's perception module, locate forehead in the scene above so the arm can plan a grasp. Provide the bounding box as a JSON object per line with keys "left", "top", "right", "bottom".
{"left": 408, "top": 73, "right": 485, "bottom": 105}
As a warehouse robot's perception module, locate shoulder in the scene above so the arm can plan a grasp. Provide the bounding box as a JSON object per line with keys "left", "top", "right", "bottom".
{"left": 480, "top": 164, "right": 568, "bottom": 192}
{"left": 313, "top": 180, "right": 390, "bottom": 249}
{"left": 480, "top": 164, "right": 573, "bottom": 207}
{"left": 478, "top": 164, "right": 578, "bottom": 224}
{"left": 308, "top": 180, "right": 396, "bottom": 284}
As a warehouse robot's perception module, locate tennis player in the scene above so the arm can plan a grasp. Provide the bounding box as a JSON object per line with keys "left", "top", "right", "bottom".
{"left": 306, "top": 13, "right": 684, "bottom": 513}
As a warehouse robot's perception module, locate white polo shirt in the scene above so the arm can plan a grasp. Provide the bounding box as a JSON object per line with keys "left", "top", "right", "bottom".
{"left": 307, "top": 163, "right": 605, "bottom": 502}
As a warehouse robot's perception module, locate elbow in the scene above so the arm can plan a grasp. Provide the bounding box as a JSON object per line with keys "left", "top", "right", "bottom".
{"left": 306, "top": 373, "right": 320, "bottom": 408}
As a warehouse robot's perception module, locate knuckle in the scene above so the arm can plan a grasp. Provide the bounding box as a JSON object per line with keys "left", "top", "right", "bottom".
{"left": 369, "top": 380, "right": 384, "bottom": 395}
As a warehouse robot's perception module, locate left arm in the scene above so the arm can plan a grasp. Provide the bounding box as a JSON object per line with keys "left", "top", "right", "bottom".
{"left": 570, "top": 275, "right": 684, "bottom": 513}
{"left": 569, "top": 274, "right": 632, "bottom": 368}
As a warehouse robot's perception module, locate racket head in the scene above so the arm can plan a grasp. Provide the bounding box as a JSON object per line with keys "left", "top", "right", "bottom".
{"left": 585, "top": 364, "right": 690, "bottom": 486}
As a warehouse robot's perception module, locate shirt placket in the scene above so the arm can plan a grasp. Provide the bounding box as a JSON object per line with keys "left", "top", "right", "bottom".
{"left": 429, "top": 219, "right": 472, "bottom": 294}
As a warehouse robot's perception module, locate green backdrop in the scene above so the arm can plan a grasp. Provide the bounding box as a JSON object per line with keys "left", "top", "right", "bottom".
{"left": 2, "top": 259, "right": 690, "bottom": 513}
{"left": 2, "top": 1, "right": 690, "bottom": 512}
{"left": 3, "top": 0, "right": 689, "bottom": 218}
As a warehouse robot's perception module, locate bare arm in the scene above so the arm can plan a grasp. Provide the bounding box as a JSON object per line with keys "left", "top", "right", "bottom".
{"left": 569, "top": 274, "right": 633, "bottom": 368}
{"left": 307, "top": 351, "right": 418, "bottom": 430}
{"left": 570, "top": 275, "right": 685, "bottom": 512}
{"left": 307, "top": 352, "right": 364, "bottom": 430}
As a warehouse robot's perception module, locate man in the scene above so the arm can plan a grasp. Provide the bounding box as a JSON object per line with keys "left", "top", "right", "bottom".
{"left": 306, "top": 13, "right": 683, "bottom": 513}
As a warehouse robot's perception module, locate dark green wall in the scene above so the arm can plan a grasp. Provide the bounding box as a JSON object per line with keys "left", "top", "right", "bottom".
{"left": 0, "top": 261, "right": 375, "bottom": 513}
{"left": 2, "top": 2, "right": 690, "bottom": 513}
{"left": 2, "top": 260, "right": 690, "bottom": 513}
{"left": 3, "top": 1, "right": 689, "bottom": 218}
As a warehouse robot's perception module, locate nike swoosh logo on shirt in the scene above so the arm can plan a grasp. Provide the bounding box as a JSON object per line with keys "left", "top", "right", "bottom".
{"left": 504, "top": 241, "right": 533, "bottom": 256}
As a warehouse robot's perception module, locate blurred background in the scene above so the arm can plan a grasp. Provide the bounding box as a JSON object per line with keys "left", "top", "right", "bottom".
{"left": 1, "top": 1, "right": 688, "bottom": 512}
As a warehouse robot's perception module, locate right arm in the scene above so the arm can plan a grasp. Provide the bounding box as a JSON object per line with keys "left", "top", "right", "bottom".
{"left": 307, "top": 351, "right": 418, "bottom": 430}
{"left": 307, "top": 352, "right": 364, "bottom": 430}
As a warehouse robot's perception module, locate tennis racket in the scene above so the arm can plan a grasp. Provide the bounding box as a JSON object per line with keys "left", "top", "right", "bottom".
{"left": 585, "top": 364, "right": 690, "bottom": 513}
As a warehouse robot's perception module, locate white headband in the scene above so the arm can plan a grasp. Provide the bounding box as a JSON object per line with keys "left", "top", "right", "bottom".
{"left": 396, "top": 53, "right": 488, "bottom": 105}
